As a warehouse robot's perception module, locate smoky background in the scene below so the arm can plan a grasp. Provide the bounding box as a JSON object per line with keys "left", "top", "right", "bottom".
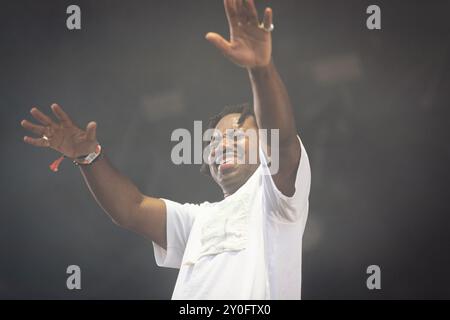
{"left": 1, "top": 0, "right": 449, "bottom": 299}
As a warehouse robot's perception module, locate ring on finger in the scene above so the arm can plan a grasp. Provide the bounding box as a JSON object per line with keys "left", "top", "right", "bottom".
{"left": 258, "top": 23, "right": 274, "bottom": 32}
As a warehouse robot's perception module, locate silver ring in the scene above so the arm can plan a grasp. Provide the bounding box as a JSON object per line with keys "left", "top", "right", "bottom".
{"left": 259, "top": 23, "right": 274, "bottom": 33}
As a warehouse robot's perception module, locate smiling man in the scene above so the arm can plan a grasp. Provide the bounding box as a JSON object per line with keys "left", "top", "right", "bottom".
{"left": 20, "top": 0, "right": 311, "bottom": 300}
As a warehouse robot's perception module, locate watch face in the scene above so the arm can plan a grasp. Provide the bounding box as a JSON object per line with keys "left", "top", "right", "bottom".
{"left": 74, "top": 145, "right": 101, "bottom": 165}
{"left": 85, "top": 152, "right": 97, "bottom": 163}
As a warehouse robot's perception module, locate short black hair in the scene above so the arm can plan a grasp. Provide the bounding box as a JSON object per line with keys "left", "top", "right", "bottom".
{"left": 200, "top": 103, "right": 255, "bottom": 176}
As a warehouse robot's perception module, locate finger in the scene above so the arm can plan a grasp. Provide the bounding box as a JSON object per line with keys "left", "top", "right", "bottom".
{"left": 205, "top": 33, "right": 232, "bottom": 56}
{"left": 23, "top": 136, "right": 50, "bottom": 148}
{"left": 21, "top": 120, "right": 46, "bottom": 136}
{"left": 51, "top": 103, "right": 73, "bottom": 124}
{"left": 243, "top": 0, "right": 260, "bottom": 24}
{"left": 263, "top": 7, "right": 273, "bottom": 29}
{"left": 30, "top": 107, "right": 55, "bottom": 126}
{"left": 224, "top": 0, "right": 238, "bottom": 28}
{"left": 235, "top": 0, "right": 246, "bottom": 22}
{"left": 86, "top": 121, "right": 97, "bottom": 141}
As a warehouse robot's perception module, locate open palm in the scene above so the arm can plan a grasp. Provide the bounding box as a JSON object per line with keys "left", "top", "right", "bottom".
{"left": 21, "top": 104, "right": 98, "bottom": 159}
{"left": 206, "top": 0, "right": 273, "bottom": 68}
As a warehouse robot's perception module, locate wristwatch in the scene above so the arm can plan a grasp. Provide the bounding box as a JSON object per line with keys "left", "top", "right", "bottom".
{"left": 49, "top": 144, "right": 103, "bottom": 172}
{"left": 73, "top": 144, "right": 102, "bottom": 166}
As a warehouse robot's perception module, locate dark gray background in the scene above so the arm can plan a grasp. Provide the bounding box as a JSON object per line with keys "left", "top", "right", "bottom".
{"left": 1, "top": 0, "right": 449, "bottom": 299}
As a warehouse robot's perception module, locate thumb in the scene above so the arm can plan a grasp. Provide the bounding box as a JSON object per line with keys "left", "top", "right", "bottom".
{"left": 86, "top": 121, "right": 97, "bottom": 141}
{"left": 205, "top": 32, "right": 232, "bottom": 56}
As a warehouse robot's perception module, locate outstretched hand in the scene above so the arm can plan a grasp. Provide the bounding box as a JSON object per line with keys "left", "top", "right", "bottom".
{"left": 206, "top": 0, "right": 273, "bottom": 69}
{"left": 21, "top": 104, "right": 98, "bottom": 160}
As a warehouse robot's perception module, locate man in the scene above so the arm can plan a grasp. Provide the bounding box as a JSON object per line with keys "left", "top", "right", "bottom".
{"left": 20, "top": 0, "right": 311, "bottom": 299}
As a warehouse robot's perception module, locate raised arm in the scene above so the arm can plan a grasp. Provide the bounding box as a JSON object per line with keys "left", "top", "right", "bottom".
{"left": 21, "top": 104, "right": 167, "bottom": 249}
{"left": 206, "top": 0, "right": 301, "bottom": 196}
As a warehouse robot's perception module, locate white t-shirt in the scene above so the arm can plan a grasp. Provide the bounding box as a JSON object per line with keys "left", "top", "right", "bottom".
{"left": 153, "top": 137, "right": 311, "bottom": 300}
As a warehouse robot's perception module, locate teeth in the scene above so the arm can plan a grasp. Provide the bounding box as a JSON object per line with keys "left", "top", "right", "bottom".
{"left": 216, "top": 153, "right": 237, "bottom": 165}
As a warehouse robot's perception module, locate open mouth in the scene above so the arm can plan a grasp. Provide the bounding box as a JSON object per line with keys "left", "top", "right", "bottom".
{"left": 214, "top": 152, "right": 239, "bottom": 173}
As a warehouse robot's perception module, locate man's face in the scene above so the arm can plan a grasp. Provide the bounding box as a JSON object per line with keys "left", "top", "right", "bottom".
{"left": 208, "top": 113, "right": 260, "bottom": 197}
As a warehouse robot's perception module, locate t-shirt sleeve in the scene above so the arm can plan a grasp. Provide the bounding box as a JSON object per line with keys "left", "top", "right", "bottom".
{"left": 152, "top": 199, "right": 198, "bottom": 269}
{"left": 260, "top": 136, "right": 311, "bottom": 224}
